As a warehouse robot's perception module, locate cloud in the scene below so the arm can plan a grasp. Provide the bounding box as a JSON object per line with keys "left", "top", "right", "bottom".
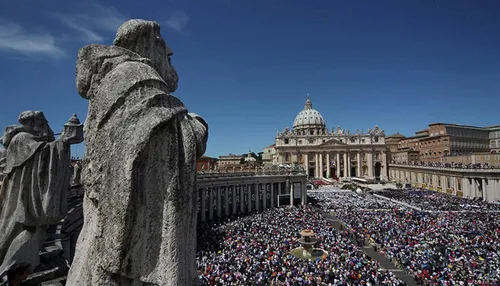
{"left": 166, "top": 11, "right": 189, "bottom": 32}
{"left": 0, "top": 21, "right": 64, "bottom": 56}
{"left": 54, "top": 3, "right": 126, "bottom": 42}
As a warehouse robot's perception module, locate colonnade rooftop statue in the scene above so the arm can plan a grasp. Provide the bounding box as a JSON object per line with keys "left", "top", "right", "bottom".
{"left": 66, "top": 19, "right": 208, "bottom": 285}
{"left": 0, "top": 111, "right": 83, "bottom": 277}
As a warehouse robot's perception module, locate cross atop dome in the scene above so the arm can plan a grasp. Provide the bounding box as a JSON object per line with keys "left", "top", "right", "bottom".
{"left": 304, "top": 94, "right": 312, "bottom": 110}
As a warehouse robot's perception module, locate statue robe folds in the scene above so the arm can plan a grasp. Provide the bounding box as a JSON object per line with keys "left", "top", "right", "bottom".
{"left": 0, "top": 133, "right": 70, "bottom": 276}
{"left": 67, "top": 45, "right": 208, "bottom": 285}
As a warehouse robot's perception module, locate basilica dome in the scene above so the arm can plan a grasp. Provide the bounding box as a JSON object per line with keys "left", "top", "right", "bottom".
{"left": 293, "top": 97, "right": 326, "bottom": 129}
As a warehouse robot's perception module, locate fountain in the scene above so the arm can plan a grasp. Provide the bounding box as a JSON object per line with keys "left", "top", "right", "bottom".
{"left": 290, "top": 229, "right": 328, "bottom": 260}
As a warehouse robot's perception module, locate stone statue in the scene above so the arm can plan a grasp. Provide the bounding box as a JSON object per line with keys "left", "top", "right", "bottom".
{"left": 337, "top": 126, "right": 343, "bottom": 134}
{"left": 71, "top": 161, "right": 82, "bottom": 187}
{"left": 0, "top": 111, "right": 83, "bottom": 277}
{"left": 67, "top": 20, "right": 208, "bottom": 286}
{"left": 0, "top": 142, "right": 6, "bottom": 181}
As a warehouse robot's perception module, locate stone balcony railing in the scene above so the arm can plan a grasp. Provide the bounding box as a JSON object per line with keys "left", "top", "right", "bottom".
{"left": 197, "top": 169, "right": 307, "bottom": 179}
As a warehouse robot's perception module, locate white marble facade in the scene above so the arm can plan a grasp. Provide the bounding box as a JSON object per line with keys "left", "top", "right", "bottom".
{"left": 272, "top": 97, "right": 388, "bottom": 180}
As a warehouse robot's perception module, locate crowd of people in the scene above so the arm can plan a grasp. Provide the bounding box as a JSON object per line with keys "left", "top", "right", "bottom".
{"left": 315, "top": 190, "right": 500, "bottom": 285}
{"left": 196, "top": 204, "right": 405, "bottom": 285}
{"left": 196, "top": 187, "right": 500, "bottom": 285}
{"left": 375, "top": 190, "right": 500, "bottom": 211}
{"left": 309, "top": 190, "right": 400, "bottom": 212}
{"left": 396, "top": 161, "right": 499, "bottom": 170}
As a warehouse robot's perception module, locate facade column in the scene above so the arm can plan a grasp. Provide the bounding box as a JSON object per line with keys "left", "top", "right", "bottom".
{"left": 247, "top": 184, "right": 252, "bottom": 213}
{"left": 232, "top": 186, "right": 237, "bottom": 215}
{"left": 262, "top": 183, "right": 267, "bottom": 210}
{"left": 304, "top": 153, "right": 309, "bottom": 175}
{"left": 336, "top": 153, "right": 340, "bottom": 178}
{"left": 278, "top": 182, "right": 282, "bottom": 195}
{"left": 381, "top": 151, "right": 388, "bottom": 180}
{"left": 319, "top": 153, "right": 324, "bottom": 178}
{"left": 209, "top": 187, "right": 214, "bottom": 220}
{"left": 315, "top": 153, "right": 319, "bottom": 178}
{"left": 357, "top": 152, "right": 361, "bottom": 177}
{"left": 200, "top": 188, "right": 206, "bottom": 221}
{"left": 302, "top": 182, "right": 307, "bottom": 205}
{"left": 343, "top": 153, "right": 348, "bottom": 178}
{"left": 482, "top": 178, "right": 487, "bottom": 202}
{"left": 255, "top": 183, "right": 260, "bottom": 212}
{"left": 216, "top": 187, "right": 222, "bottom": 218}
{"left": 347, "top": 151, "right": 351, "bottom": 177}
{"left": 326, "top": 153, "right": 331, "bottom": 178}
{"left": 224, "top": 186, "right": 229, "bottom": 217}
{"left": 240, "top": 185, "right": 245, "bottom": 214}
{"left": 290, "top": 182, "right": 294, "bottom": 207}
{"left": 270, "top": 183, "right": 275, "bottom": 208}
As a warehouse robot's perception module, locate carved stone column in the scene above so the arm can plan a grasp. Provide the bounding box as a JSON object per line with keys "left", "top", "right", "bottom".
{"left": 290, "top": 182, "right": 294, "bottom": 207}
{"left": 367, "top": 152, "right": 373, "bottom": 178}
{"left": 357, "top": 152, "right": 361, "bottom": 177}
{"left": 315, "top": 153, "right": 319, "bottom": 178}
{"left": 382, "top": 151, "right": 388, "bottom": 180}
{"left": 326, "top": 153, "right": 331, "bottom": 178}
{"left": 319, "top": 153, "right": 323, "bottom": 178}
{"left": 336, "top": 153, "right": 340, "bottom": 177}
{"left": 347, "top": 151, "right": 351, "bottom": 177}
{"left": 304, "top": 153, "right": 309, "bottom": 175}
{"left": 343, "top": 152, "right": 348, "bottom": 178}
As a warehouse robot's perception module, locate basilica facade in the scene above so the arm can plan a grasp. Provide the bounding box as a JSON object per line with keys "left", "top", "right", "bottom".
{"left": 268, "top": 97, "right": 389, "bottom": 180}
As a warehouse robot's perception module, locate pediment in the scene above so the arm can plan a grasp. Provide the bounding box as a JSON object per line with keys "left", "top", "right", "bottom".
{"left": 320, "top": 138, "right": 347, "bottom": 146}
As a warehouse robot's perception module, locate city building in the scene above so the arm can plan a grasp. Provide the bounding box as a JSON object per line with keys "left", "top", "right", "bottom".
{"left": 197, "top": 155, "right": 218, "bottom": 171}
{"left": 268, "top": 97, "right": 389, "bottom": 180}
{"left": 217, "top": 153, "right": 244, "bottom": 168}
{"left": 490, "top": 126, "right": 500, "bottom": 153}
{"left": 262, "top": 144, "right": 278, "bottom": 165}
{"left": 390, "top": 123, "right": 499, "bottom": 163}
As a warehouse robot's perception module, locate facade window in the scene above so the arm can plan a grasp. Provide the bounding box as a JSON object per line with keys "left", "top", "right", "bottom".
{"left": 284, "top": 139, "right": 289, "bottom": 144}
{"left": 485, "top": 155, "right": 490, "bottom": 160}
{"left": 374, "top": 137, "right": 379, "bottom": 142}
{"left": 298, "top": 140, "right": 302, "bottom": 145}
{"left": 447, "top": 177, "right": 451, "bottom": 188}
{"left": 285, "top": 154, "right": 290, "bottom": 161}
{"left": 362, "top": 139, "right": 365, "bottom": 143}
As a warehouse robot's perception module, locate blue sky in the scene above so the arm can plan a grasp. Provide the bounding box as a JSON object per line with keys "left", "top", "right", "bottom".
{"left": 0, "top": 0, "right": 499, "bottom": 158}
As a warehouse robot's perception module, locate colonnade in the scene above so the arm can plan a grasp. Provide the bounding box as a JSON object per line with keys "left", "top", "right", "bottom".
{"left": 197, "top": 180, "right": 307, "bottom": 221}
{"left": 282, "top": 150, "right": 388, "bottom": 180}
{"left": 390, "top": 165, "right": 500, "bottom": 203}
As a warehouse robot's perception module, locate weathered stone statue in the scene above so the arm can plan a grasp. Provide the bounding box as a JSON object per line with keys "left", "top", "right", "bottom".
{"left": 67, "top": 19, "right": 208, "bottom": 285}
{"left": 0, "top": 111, "right": 83, "bottom": 277}
{"left": 71, "top": 161, "right": 82, "bottom": 187}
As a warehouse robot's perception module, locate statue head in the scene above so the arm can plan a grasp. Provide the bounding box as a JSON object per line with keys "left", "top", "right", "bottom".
{"left": 113, "top": 19, "right": 179, "bottom": 92}
{"left": 18, "top": 111, "right": 55, "bottom": 142}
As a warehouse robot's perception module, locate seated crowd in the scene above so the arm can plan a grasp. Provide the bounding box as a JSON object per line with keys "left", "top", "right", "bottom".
{"left": 316, "top": 190, "right": 500, "bottom": 285}
{"left": 375, "top": 190, "right": 500, "bottom": 211}
{"left": 395, "top": 161, "right": 499, "bottom": 170}
{"left": 196, "top": 205, "right": 405, "bottom": 285}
